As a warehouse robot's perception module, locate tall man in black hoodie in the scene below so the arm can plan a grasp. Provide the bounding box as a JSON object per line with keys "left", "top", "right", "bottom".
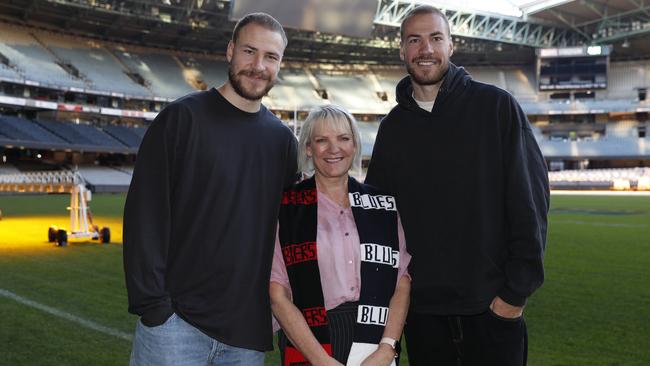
{"left": 366, "top": 5, "right": 549, "bottom": 366}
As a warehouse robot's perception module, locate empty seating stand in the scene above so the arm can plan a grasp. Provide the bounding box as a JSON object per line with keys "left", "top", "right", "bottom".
{"left": 0, "top": 63, "right": 20, "bottom": 80}
{"left": 102, "top": 125, "right": 143, "bottom": 148}
{"left": 36, "top": 31, "right": 150, "bottom": 97}
{"left": 266, "top": 69, "right": 325, "bottom": 110}
{"left": 0, "top": 22, "right": 87, "bottom": 89}
{"left": 115, "top": 50, "right": 195, "bottom": 99}
{"left": 0, "top": 114, "right": 147, "bottom": 153}
{"left": 0, "top": 115, "right": 69, "bottom": 149}
{"left": 371, "top": 68, "right": 405, "bottom": 106}
{"left": 179, "top": 56, "right": 228, "bottom": 89}
{"left": 130, "top": 126, "right": 148, "bottom": 139}
{"left": 315, "top": 71, "right": 388, "bottom": 114}
{"left": 539, "top": 135, "right": 650, "bottom": 158}
{"left": 34, "top": 119, "right": 133, "bottom": 153}
{"left": 356, "top": 121, "right": 381, "bottom": 156}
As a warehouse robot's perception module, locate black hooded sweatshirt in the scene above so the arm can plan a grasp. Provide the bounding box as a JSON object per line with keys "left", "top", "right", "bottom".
{"left": 366, "top": 63, "right": 549, "bottom": 315}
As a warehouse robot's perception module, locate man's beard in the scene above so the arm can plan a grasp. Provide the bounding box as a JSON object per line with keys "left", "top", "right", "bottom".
{"left": 405, "top": 58, "right": 449, "bottom": 86}
{"left": 228, "top": 65, "right": 275, "bottom": 101}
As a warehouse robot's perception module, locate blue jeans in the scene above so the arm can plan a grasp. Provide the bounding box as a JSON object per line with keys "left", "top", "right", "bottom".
{"left": 130, "top": 313, "right": 264, "bottom": 366}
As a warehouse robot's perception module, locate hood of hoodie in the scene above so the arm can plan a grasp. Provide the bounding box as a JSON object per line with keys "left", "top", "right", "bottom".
{"left": 395, "top": 62, "right": 472, "bottom": 114}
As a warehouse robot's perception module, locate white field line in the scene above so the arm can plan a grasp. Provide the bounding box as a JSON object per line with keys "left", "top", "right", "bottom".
{"left": 0, "top": 288, "right": 132, "bottom": 342}
{"left": 551, "top": 190, "right": 650, "bottom": 196}
{"left": 553, "top": 220, "right": 649, "bottom": 228}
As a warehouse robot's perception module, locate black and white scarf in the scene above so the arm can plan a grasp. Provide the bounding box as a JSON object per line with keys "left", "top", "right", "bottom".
{"left": 278, "top": 176, "right": 399, "bottom": 366}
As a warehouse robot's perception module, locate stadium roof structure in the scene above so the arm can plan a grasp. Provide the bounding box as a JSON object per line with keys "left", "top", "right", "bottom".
{"left": 0, "top": 0, "right": 648, "bottom": 65}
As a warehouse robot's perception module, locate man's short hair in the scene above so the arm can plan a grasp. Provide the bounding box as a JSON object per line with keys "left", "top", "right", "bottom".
{"left": 232, "top": 12, "right": 288, "bottom": 47}
{"left": 400, "top": 5, "right": 451, "bottom": 43}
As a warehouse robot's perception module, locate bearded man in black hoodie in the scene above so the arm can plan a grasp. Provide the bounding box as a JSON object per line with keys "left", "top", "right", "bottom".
{"left": 365, "top": 5, "right": 550, "bottom": 366}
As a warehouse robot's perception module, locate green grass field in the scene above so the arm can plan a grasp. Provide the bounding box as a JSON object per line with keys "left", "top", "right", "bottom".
{"left": 1, "top": 193, "right": 649, "bottom": 365}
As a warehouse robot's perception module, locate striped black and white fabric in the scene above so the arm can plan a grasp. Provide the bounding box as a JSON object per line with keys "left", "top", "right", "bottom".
{"left": 278, "top": 176, "right": 399, "bottom": 366}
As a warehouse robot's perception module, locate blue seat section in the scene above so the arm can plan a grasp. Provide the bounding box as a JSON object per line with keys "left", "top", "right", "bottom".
{"left": 102, "top": 124, "right": 143, "bottom": 148}
{"left": 34, "top": 119, "right": 93, "bottom": 144}
{"left": 130, "top": 126, "right": 148, "bottom": 139}
{"left": 74, "top": 123, "right": 127, "bottom": 148}
{"left": 34, "top": 119, "right": 126, "bottom": 148}
{"left": 0, "top": 114, "right": 150, "bottom": 153}
{"left": 0, "top": 115, "right": 68, "bottom": 143}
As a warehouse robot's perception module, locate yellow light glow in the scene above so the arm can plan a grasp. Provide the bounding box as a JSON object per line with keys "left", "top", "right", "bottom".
{"left": 0, "top": 215, "right": 123, "bottom": 252}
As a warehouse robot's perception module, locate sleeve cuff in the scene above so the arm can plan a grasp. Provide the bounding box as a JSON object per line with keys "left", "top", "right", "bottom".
{"left": 497, "top": 287, "right": 527, "bottom": 307}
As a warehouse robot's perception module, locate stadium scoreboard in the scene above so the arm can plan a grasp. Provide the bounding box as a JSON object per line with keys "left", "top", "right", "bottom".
{"left": 537, "top": 45, "right": 611, "bottom": 91}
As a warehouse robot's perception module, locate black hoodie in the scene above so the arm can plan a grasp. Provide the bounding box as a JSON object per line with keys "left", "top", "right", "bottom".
{"left": 366, "top": 63, "right": 549, "bottom": 315}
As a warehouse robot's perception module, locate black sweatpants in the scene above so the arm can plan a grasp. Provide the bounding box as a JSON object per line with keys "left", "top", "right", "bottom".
{"left": 404, "top": 310, "right": 527, "bottom": 366}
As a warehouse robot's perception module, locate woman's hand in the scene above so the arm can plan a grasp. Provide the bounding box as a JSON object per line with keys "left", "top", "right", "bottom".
{"left": 360, "top": 343, "right": 395, "bottom": 366}
{"left": 271, "top": 282, "right": 341, "bottom": 366}
{"left": 322, "top": 357, "right": 345, "bottom": 366}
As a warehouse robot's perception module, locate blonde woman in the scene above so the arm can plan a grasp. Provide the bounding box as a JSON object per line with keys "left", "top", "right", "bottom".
{"left": 270, "top": 105, "right": 411, "bottom": 366}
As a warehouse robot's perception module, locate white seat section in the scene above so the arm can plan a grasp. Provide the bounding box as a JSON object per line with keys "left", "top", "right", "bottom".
{"left": 179, "top": 55, "right": 228, "bottom": 90}
{"left": 115, "top": 49, "right": 195, "bottom": 99}
{"left": 0, "top": 63, "right": 20, "bottom": 79}
{"left": 466, "top": 66, "right": 506, "bottom": 89}
{"left": 0, "top": 22, "right": 87, "bottom": 88}
{"left": 504, "top": 67, "right": 538, "bottom": 101}
{"left": 0, "top": 164, "right": 20, "bottom": 175}
{"left": 1, "top": 22, "right": 650, "bottom": 113}
{"left": 606, "top": 61, "right": 646, "bottom": 100}
{"left": 76, "top": 165, "right": 133, "bottom": 187}
{"left": 266, "top": 69, "right": 325, "bottom": 110}
{"left": 356, "top": 121, "right": 381, "bottom": 157}
{"left": 35, "top": 31, "right": 150, "bottom": 97}
{"left": 371, "top": 67, "right": 405, "bottom": 107}
{"left": 314, "top": 70, "right": 387, "bottom": 114}
{"left": 549, "top": 167, "right": 650, "bottom": 182}
{"left": 539, "top": 135, "right": 649, "bottom": 158}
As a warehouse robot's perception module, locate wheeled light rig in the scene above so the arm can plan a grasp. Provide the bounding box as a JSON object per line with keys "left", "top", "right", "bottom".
{"left": 0, "top": 170, "right": 110, "bottom": 246}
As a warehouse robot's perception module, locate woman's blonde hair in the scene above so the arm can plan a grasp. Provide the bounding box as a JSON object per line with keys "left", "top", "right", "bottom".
{"left": 298, "top": 105, "right": 362, "bottom": 174}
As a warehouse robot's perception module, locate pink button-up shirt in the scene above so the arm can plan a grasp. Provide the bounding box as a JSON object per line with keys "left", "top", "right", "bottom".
{"left": 271, "top": 189, "right": 411, "bottom": 311}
